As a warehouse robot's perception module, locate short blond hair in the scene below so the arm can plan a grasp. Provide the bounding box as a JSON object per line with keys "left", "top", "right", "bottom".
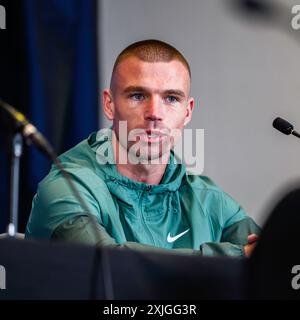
{"left": 111, "top": 39, "right": 191, "bottom": 81}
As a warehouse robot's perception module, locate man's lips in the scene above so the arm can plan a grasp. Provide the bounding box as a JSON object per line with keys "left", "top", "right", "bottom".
{"left": 145, "top": 129, "right": 168, "bottom": 136}
{"left": 133, "top": 129, "right": 169, "bottom": 143}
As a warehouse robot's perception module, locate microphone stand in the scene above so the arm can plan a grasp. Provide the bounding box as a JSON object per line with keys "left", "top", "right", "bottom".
{"left": 8, "top": 132, "right": 23, "bottom": 237}
{"left": 292, "top": 130, "right": 300, "bottom": 139}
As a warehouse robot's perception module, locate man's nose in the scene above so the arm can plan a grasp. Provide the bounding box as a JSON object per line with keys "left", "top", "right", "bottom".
{"left": 144, "top": 97, "right": 163, "bottom": 121}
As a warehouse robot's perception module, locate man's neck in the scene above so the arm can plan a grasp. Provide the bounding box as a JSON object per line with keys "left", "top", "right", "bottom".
{"left": 112, "top": 133, "right": 169, "bottom": 185}
{"left": 116, "top": 162, "right": 168, "bottom": 185}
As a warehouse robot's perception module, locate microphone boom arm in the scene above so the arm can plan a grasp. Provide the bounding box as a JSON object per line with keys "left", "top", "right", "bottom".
{"left": 0, "top": 99, "right": 101, "bottom": 240}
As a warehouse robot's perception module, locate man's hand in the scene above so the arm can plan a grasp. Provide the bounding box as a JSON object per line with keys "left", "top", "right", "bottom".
{"left": 243, "top": 234, "right": 259, "bottom": 257}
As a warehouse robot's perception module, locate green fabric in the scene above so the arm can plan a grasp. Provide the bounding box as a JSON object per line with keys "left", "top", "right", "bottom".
{"left": 25, "top": 129, "right": 260, "bottom": 256}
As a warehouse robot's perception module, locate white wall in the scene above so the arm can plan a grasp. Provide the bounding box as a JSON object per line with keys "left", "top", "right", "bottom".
{"left": 97, "top": 0, "right": 300, "bottom": 225}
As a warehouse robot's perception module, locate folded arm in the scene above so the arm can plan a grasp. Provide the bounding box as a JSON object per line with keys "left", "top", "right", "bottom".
{"left": 51, "top": 214, "right": 260, "bottom": 257}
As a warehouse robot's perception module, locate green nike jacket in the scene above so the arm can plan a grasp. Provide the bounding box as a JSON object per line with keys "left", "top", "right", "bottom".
{"left": 25, "top": 129, "right": 260, "bottom": 256}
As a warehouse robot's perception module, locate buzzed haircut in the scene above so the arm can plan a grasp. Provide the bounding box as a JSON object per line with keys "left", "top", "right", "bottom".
{"left": 111, "top": 39, "right": 191, "bottom": 79}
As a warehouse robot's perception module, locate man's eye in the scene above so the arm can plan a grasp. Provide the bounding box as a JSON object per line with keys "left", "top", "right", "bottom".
{"left": 130, "top": 94, "right": 145, "bottom": 101}
{"left": 165, "top": 96, "right": 179, "bottom": 104}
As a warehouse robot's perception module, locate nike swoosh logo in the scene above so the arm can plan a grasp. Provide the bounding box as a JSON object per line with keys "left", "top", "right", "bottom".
{"left": 167, "top": 228, "right": 190, "bottom": 243}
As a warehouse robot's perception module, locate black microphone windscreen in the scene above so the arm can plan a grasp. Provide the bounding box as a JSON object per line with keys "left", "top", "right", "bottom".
{"left": 273, "top": 117, "right": 293, "bottom": 135}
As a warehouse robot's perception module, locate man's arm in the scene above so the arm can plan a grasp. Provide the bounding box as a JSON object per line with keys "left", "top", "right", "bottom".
{"left": 51, "top": 215, "right": 202, "bottom": 255}
{"left": 51, "top": 215, "right": 258, "bottom": 257}
{"left": 199, "top": 217, "right": 261, "bottom": 257}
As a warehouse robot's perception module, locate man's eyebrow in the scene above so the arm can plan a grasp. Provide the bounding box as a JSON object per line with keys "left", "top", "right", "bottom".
{"left": 164, "top": 89, "right": 186, "bottom": 98}
{"left": 123, "top": 86, "right": 148, "bottom": 94}
{"left": 123, "top": 86, "right": 186, "bottom": 98}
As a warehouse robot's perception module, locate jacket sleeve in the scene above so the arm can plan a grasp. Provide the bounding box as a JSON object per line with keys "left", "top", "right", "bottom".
{"left": 196, "top": 184, "right": 261, "bottom": 257}
{"left": 51, "top": 215, "right": 201, "bottom": 256}
{"left": 199, "top": 217, "right": 261, "bottom": 256}
{"left": 51, "top": 215, "right": 260, "bottom": 257}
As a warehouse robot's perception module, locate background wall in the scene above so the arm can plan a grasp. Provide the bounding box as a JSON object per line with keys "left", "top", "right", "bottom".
{"left": 97, "top": 0, "right": 300, "bottom": 225}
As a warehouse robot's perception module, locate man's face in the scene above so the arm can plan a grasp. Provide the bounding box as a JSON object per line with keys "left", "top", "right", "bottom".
{"left": 103, "top": 56, "right": 194, "bottom": 162}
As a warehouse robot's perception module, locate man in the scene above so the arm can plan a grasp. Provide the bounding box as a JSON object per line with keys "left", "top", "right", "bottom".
{"left": 25, "top": 39, "right": 260, "bottom": 256}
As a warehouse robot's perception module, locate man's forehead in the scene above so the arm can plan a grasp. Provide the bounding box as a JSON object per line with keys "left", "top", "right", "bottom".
{"left": 115, "top": 56, "right": 189, "bottom": 75}
{"left": 112, "top": 56, "right": 190, "bottom": 91}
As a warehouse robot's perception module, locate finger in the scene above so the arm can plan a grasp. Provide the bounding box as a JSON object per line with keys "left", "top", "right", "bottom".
{"left": 247, "top": 233, "right": 259, "bottom": 244}
{"left": 244, "top": 242, "right": 257, "bottom": 257}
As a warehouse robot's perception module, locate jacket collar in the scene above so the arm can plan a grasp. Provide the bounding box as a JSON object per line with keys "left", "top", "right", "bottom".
{"left": 88, "top": 129, "right": 186, "bottom": 193}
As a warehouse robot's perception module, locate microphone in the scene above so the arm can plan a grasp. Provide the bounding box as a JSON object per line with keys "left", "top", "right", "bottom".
{"left": 229, "top": 0, "right": 279, "bottom": 21}
{"left": 233, "top": 0, "right": 275, "bottom": 17}
{"left": 273, "top": 117, "right": 300, "bottom": 139}
{"left": 0, "top": 99, "right": 55, "bottom": 158}
{"left": 0, "top": 99, "right": 101, "bottom": 241}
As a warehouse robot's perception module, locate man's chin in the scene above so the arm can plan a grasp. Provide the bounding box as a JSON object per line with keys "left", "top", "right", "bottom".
{"left": 127, "top": 148, "right": 170, "bottom": 165}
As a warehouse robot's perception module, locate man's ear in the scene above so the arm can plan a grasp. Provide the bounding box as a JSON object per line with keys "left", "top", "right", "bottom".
{"left": 183, "top": 97, "right": 194, "bottom": 126}
{"left": 103, "top": 89, "right": 114, "bottom": 120}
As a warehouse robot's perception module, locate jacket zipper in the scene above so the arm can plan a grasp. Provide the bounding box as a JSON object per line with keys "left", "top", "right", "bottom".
{"left": 139, "top": 190, "right": 156, "bottom": 245}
